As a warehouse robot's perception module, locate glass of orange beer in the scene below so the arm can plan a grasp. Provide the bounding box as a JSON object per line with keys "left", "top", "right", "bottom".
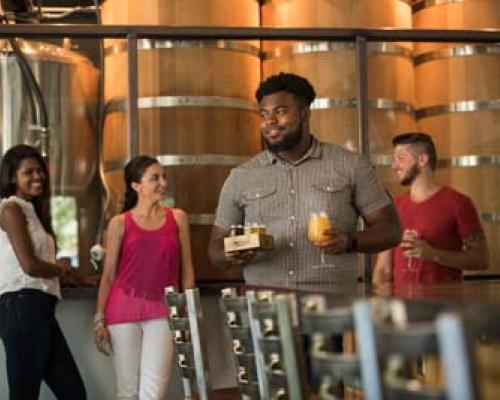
{"left": 308, "top": 211, "right": 332, "bottom": 268}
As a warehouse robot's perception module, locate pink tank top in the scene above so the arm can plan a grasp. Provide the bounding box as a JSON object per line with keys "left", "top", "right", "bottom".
{"left": 105, "top": 208, "right": 180, "bottom": 324}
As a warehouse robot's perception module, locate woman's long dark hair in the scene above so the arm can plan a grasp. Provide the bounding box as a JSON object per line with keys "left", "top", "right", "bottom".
{"left": 122, "top": 155, "right": 159, "bottom": 212}
{"left": 0, "top": 144, "right": 55, "bottom": 237}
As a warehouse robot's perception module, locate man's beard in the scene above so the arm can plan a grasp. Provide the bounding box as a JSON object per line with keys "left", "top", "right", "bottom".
{"left": 400, "top": 163, "right": 420, "bottom": 186}
{"left": 265, "top": 126, "right": 303, "bottom": 153}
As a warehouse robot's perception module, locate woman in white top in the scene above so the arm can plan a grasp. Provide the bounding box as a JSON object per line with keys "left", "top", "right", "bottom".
{"left": 0, "top": 145, "right": 86, "bottom": 400}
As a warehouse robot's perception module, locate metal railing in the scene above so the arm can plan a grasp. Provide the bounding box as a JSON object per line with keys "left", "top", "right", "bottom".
{"left": 1, "top": 24, "right": 498, "bottom": 157}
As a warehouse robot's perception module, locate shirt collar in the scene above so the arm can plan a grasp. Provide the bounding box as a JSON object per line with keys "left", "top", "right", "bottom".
{"left": 261, "top": 136, "right": 322, "bottom": 166}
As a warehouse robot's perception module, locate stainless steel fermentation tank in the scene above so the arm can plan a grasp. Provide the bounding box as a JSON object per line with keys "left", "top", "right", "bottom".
{"left": 0, "top": 39, "right": 101, "bottom": 271}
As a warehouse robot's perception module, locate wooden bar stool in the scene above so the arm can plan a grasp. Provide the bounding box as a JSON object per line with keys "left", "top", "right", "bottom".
{"left": 165, "top": 287, "right": 212, "bottom": 400}
{"left": 248, "top": 291, "right": 308, "bottom": 400}
{"left": 369, "top": 298, "right": 451, "bottom": 389}
{"left": 353, "top": 300, "right": 476, "bottom": 400}
{"left": 165, "top": 287, "right": 240, "bottom": 400}
{"left": 436, "top": 312, "right": 479, "bottom": 400}
{"left": 220, "top": 287, "right": 263, "bottom": 399}
{"left": 301, "top": 295, "right": 361, "bottom": 399}
{"left": 442, "top": 304, "right": 500, "bottom": 400}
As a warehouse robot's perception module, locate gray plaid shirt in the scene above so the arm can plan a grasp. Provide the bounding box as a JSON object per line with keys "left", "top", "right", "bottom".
{"left": 214, "top": 138, "right": 392, "bottom": 287}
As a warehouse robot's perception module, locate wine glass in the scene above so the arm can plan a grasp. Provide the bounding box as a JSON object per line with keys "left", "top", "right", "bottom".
{"left": 403, "top": 229, "right": 420, "bottom": 273}
{"left": 308, "top": 211, "right": 333, "bottom": 268}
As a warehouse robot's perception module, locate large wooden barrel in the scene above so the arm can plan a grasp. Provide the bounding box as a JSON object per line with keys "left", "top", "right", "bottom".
{"left": 413, "top": 0, "right": 500, "bottom": 54}
{"left": 261, "top": 0, "right": 416, "bottom": 198}
{"left": 413, "top": 0, "right": 500, "bottom": 273}
{"left": 262, "top": 0, "right": 413, "bottom": 29}
{"left": 101, "top": 0, "right": 261, "bottom": 281}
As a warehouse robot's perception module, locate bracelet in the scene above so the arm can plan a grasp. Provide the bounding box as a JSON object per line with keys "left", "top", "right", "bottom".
{"left": 93, "top": 312, "right": 105, "bottom": 324}
{"left": 93, "top": 312, "right": 106, "bottom": 331}
{"left": 94, "top": 320, "right": 105, "bottom": 331}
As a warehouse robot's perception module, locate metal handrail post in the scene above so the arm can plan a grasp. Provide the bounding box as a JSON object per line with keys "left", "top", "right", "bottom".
{"left": 356, "top": 35, "right": 372, "bottom": 284}
{"left": 185, "top": 288, "right": 212, "bottom": 400}
{"left": 126, "top": 33, "right": 138, "bottom": 159}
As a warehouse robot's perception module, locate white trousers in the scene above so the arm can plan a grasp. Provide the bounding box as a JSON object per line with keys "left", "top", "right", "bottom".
{"left": 108, "top": 318, "right": 174, "bottom": 400}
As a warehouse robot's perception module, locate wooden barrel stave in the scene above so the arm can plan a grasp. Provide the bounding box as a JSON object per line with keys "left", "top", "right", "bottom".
{"left": 264, "top": 47, "right": 414, "bottom": 100}
{"left": 101, "top": 0, "right": 259, "bottom": 26}
{"left": 261, "top": 0, "right": 412, "bottom": 28}
{"left": 413, "top": 0, "right": 500, "bottom": 54}
{"left": 417, "top": 112, "right": 500, "bottom": 158}
{"left": 138, "top": 108, "right": 261, "bottom": 156}
{"left": 105, "top": 46, "right": 260, "bottom": 100}
{"left": 310, "top": 109, "right": 415, "bottom": 154}
{"left": 416, "top": 55, "right": 500, "bottom": 108}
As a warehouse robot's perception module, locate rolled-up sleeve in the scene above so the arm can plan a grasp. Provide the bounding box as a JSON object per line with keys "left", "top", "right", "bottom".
{"left": 354, "top": 155, "right": 392, "bottom": 216}
{"left": 214, "top": 169, "right": 244, "bottom": 230}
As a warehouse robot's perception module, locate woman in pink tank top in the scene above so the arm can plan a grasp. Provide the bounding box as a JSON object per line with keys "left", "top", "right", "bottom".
{"left": 94, "top": 155, "right": 194, "bottom": 400}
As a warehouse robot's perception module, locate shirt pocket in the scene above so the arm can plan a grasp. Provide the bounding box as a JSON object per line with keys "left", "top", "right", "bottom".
{"left": 239, "top": 185, "right": 284, "bottom": 222}
{"left": 309, "top": 181, "right": 357, "bottom": 230}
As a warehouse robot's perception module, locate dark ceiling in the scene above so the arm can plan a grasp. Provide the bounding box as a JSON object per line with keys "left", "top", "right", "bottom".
{"left": 2, "top": 0, "right": 102, "bottom": 24}
{"left": 40, "top": 0, "right": 101, "bottom": 6}
{"left": 1, "top": 1, "right": 104, "bottom": 66}
{"left": 3, "top": 1, "right": 100, "bottom": 7}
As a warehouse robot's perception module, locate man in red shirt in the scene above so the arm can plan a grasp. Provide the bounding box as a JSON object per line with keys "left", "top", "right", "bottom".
{"left": 373, "top": 133, "right": 489, "bottom": 286}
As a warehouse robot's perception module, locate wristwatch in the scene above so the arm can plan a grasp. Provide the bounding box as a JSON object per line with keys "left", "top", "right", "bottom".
{"left": 347, "top": 234, "right": 358, "bottom": 253}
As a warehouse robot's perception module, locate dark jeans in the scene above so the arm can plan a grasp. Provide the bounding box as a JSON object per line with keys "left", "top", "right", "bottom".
{"left": 0, "top": 289, "right": 86, "bottom": 400}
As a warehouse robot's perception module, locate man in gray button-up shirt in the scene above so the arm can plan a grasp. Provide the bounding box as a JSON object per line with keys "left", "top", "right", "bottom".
{"left": 208, "top": 73, "right": 401, "bottom": 287}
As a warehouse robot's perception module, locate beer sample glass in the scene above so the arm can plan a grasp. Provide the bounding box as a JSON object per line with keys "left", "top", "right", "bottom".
{"left": 308, "top": 211, "right": 332, "bottom": 268}
{"left": 403, "top": 228, "right": 419, "bottom": 272}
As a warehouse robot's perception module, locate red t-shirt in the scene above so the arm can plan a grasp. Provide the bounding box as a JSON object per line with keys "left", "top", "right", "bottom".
{"left": 393, "top": 186, "right": 483, "bottom": 285}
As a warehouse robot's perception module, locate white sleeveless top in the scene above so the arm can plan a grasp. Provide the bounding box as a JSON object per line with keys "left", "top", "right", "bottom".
{"left": 0, "top": 196, "right": 61, "bottom": 299}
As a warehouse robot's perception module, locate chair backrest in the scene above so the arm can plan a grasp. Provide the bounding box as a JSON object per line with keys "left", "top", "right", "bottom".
{"left": 435, "top": 312, "right": 479, "bottom": 400}
{"left": 248, "top": 290, "right": 307, "bottom": 400}
{"left": 353, "top": 300, "right": 477, "bottom": 400}
{"left": 220, "top": 287, "right": 262, "bottom": 399}
{"left": 300, "top": 295, "right": 361, "bottom": 399}
{"left": 165, "top": 286, "right": 212, "bottom": 400}
{"left": 437, "top": 303, "right": 500, "bottom": 400}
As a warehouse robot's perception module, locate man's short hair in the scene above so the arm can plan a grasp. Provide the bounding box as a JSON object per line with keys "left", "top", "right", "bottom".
{"left": 255, "top": 72, "right": 316, "bottom": 107}
{"left": 392, "top": 132, "right": 437, "bottom": 171}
